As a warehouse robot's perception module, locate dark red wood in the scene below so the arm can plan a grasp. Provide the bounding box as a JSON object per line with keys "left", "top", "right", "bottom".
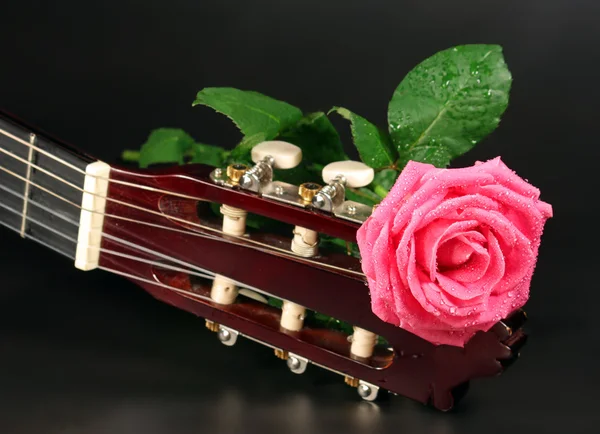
{"left": 99, "top": 163, "right": 526, "bottom": 411}
{"left": 111, "top": 164, "right": 361, "bottom": 242}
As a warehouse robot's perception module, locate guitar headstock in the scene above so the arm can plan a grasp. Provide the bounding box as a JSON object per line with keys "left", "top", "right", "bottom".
{"left": 97, "top": 140, "right": 527, "bottom": 411}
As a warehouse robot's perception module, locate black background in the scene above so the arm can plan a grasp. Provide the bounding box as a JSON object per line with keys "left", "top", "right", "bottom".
{"left": 0, "top": 1, "right": 598, "bottom": 433}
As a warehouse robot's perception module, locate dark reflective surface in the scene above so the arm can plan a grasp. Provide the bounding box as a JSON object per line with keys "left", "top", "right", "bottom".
{"left": 0, "top": 235, "right": 597, "bottom": 433}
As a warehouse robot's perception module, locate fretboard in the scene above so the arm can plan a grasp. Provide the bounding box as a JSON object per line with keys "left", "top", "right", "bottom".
{"left": 0, "top": 111, "right": 94, "bottom": 260}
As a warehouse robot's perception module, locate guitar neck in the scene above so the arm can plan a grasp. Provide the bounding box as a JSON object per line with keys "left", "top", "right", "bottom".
{"left": 0, "top": 110, "right": 98, "bottom": 261}
{"left": 0, "top": 110, "right": 528, "bottom": 410}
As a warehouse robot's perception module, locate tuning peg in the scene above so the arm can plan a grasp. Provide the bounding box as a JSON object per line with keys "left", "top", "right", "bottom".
{"left": 241, "top": 141, "right": 302, "bottom": 192}
{"left": 251, "top": 140, "right": 302, "bottom": 169}
{"left": 208, "top": 166, "right": 250, "bottom": 312}
{"left": 209, "top": 202, "right": 247, "bottom": 307}
{"left": 279, "top": 181, "right": 321, "bottom": 334}
{"left": 322, "top": 161, "right": 374, "bottom": 188}
{"left": 350, "top": 326, "right": 377, "bottom": 359}
{"left": 312, "top": 161, "right": 374, "bottom": 212}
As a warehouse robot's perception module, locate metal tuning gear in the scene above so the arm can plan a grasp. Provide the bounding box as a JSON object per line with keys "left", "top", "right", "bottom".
{"left": 312, "top": 161, "right": 375, "bottom": 222}
{"left": 240, "top": 141, "right": 302, "bottom": 192}
{"left": 311, "top": 161, "right": 381, "bottom": 380}
{"left": 312, "top": 174, "right": 346, "bottom": 212}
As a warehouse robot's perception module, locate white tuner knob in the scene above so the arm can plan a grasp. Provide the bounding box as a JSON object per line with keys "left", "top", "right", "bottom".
{"left": 322, "top": 161, "right": 374, "bottom": 188}
{"left": 252, "top": 141, "right": 302, "bottom": 169}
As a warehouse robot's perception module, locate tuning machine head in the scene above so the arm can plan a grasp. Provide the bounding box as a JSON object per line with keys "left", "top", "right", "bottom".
{"left": 312, "top": 161, "right": 374, "bottom": 212}
{"left": 240, "top": 141, "right": 302, "bottom": 192}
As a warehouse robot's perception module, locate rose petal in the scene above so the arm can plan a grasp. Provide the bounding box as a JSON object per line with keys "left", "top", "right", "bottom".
{"left": 420, "top": 194, "right": 500, "bottom": 230}
{"left": 371, "top": 161, "right": 435, "bottom": 225}
{"left": 476, "top": 157, "right": 542, "bottom": 200}
{"left": 356, "top": 157, "right": 553, "bottom": 347}
{"left": 403, "top": 237, "right": 437, "bottom": 314}
{"left": 480, "top": 184, "right": 546, "bottom": 240}
{"left": 440, "top": 234, "right": 490, "bottom": 283}
{"left": 461, "top": 208, "right": 534, "bottom": 296}
{"left": 414, "top": 219, "right": 458, "bottom": 280}
{"left": 437, "top": 236, "right": 476, "bottom": 268}
{"left": 371, "top": 221, "right": 392, "bottom": 301}
{"left": 356, "top": 218, "right": 383, "bottom": 278}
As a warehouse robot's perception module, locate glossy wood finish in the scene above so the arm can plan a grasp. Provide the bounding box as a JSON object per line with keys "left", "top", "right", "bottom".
{"left": 99, "top": 163, "right": 527, "bottom": 411}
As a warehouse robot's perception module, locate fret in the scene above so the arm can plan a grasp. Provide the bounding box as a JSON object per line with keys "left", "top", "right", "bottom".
{"left": 27, "top": 132, "right": 86, "bottom": 254}
{"left": 0, "top": 215, "right": 75, "bottom": 260}
{"left": 0, "top": 198, "right": 77, "bottom": 255}
{"left": 0, "top": 113, "right": 94, "bottom": 262}
{"left": 19, "top": 133, "right": 36, "bottom": 237}
{"left": 0, "top": 118, "right": 30, "bottom": 204}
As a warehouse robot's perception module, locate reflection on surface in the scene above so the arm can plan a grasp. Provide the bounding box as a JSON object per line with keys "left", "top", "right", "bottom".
{"left": 0, "top": 233, "right": 593, "bottom": 434}
{"left": 351, "top": 401, "right": 382, "bottom": 431}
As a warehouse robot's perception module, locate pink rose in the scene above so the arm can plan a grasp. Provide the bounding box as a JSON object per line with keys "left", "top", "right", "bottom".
{"left": 357, "top": 157, "right": 552, "bottom": 347}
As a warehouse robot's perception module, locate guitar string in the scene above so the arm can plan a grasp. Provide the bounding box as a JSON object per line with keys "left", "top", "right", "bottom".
{"left": 0, "top": 138, "right": 312, "bottom": 255}
{"left": 0, "top": 170, "right": 233, "bottom": 246}
{"left": 0, "top": 125, "right": 358, "bottom": 231}
{"left": 1, "top": 125, "right": 283, "bottom": 204}
{"left": 0, "top": 146, "right": 234, "bottom": 236}
{"left": 0, "top": 185, "right": 269, "bottom": 288}
{"left": 0, "top": 196, "right": 273, "bottom": 302}
{"left": 0, "top": 147, "right": 364, "bottom": 278}
{"left": 0, "top": 161, "right": 359, "bottom": 284}
{"left": 0, "top": 215, "right": 216, "bottom": 303}
{"left": 0, "top": 125, "right": 364, "bottom": 256}
{"left": 0, "top": 194, "right": 209, "bottom": 278}
{"left": 0, "top": 219, "right": 73, "bottom": 260}
{"left": 0, "top": 129, "right": 372, "bottom": 333}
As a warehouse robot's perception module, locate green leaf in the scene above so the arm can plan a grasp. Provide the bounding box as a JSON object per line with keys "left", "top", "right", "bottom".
{"left": 121, "top": 150, "right": 141, "bottom": 163}
{"left": 331, "top": 107, "right": 397, "bottom": 168}
{"left": 370, "top": 168, "right": 399, "bottom": 198}
{"left": 279, "top": 112, "right": 348, "bottom": 165}
{"left": 373, "top": 168, "right": 398, "bottom": 191}
{"left": 319, "top": 235, "right": 361, "bottom": 257}
{"left": 226, "top": 132, "right": 269, "bottom": 165}
{"left": 274, "top": 165, "right": 322, "bottom": 186}
{"left": 388, "top": 44, "right": 512, "bottom": 168}
{"left": 268, "top": 297, "right": 284, "bottom": 309}
{"left": 345, "top": 187, "right": 381, "bottom": 207}
{"left": 192, "top": 88, "right": 303, "bottom": 140}
{"left": 138, "top": 128, "right": 195, "bottom": 168}
{"left": 189, "top": 143, "right": 226, "bottom": 167}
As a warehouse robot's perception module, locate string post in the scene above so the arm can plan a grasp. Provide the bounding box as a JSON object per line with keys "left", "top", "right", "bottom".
{"left": 226, "top": 163, "right": 248, "bottom": 186}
